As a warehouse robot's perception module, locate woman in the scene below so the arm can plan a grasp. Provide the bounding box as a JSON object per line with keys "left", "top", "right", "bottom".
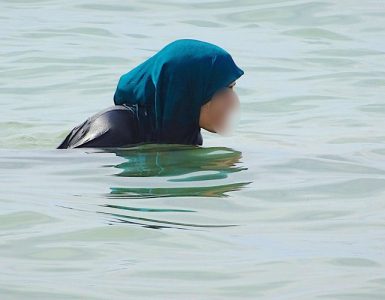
{"left": 56, "top": 39, "right": 244, "bottom": 149}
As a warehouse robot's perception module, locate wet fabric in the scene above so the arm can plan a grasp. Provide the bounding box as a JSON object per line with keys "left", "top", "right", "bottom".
{"left": 56, "top": 103, "right": 203, "bottom": 149}
{"left": 56, "top": 105, "right": 142, "bottom": 149}
{"left": 113, "top": 38, "right": 244, "bottom": 144}
{"left": 57, "top": 39, "right": 244, "bottom": 149}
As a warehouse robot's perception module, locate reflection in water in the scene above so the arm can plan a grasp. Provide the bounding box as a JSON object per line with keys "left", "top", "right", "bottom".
{"left": 98, "top": 210, "right": 239, "bottom": 229}
{"left": 103, "top": 144, "right": 250, "bottom": 198}
{"left": 108, "top": 182, "right": 250, "bottom": 199}
{"left": 92, "top": 144, "right": 252, "bottom": 229}
{"left": 102, "top": 204, "right": 196, "bottom": 213}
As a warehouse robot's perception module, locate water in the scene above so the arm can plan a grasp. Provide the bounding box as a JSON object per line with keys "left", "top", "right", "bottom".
{"left": 1, "top": 0, "right": 385, "bottom": 298}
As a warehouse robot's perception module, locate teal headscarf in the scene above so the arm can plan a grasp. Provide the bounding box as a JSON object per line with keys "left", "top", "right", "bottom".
{"left": 113, "top": 38, "right": 244, "bottom": 145}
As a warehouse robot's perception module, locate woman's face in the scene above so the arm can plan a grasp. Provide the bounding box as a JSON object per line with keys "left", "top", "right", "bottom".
{"left": 199, "top": 81, "right": 240, "bottom": 134}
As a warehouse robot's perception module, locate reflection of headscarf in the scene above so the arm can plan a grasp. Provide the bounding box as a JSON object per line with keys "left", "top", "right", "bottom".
{"left": 113, "top": 39, "right": 245, "bottom": 145}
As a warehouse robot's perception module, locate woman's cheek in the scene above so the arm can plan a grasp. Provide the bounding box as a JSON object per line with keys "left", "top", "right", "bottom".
{"left": 218, "top": 109, "right": 231, "bottom": 130}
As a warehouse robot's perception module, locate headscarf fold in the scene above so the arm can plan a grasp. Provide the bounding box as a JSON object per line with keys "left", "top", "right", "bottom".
{"left": 113, "top": 38, "right": 244, "bottom": 145}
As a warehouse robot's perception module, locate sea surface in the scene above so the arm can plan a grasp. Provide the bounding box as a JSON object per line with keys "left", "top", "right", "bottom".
{"left": 1, "top": 0, "right": 385, "bottom": 299}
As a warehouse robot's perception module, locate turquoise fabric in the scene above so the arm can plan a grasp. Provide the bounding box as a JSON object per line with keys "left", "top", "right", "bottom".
{"left": 113, "top": 38, "right": 244, "bottom": 144}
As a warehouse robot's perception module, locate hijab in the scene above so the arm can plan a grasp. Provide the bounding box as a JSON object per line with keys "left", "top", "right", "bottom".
{"left": 113, "top": 38, "right": 245, "bottom": 145}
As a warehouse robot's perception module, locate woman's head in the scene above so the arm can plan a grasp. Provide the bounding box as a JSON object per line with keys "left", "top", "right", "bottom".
{"left": 113, "top": 39, "right": 244, "bottom": 144}
{"left": 199, "top": 80, "right": 240, "bottom": 135}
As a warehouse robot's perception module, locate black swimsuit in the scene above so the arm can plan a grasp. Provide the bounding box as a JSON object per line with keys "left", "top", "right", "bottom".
{"left": 56, "top": 105, "right": 143, "bottom": 149}
{"left": 56, "top": 104, "right": 202, "bottom": 149}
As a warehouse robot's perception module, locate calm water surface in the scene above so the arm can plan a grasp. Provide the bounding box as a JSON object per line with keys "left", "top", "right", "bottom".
{"left": 1, "top": 0, "right": 385, "bottom": 299}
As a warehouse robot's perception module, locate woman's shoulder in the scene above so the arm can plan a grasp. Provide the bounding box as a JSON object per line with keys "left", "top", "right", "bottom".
{"left": 91, "top": 104, "right": 137, "bottom": 119}
{"left": 56, "top": 104, "right": 140, "bottom": 149}
{"left": 81, "top": 105, "right": 136, "bottom": 130}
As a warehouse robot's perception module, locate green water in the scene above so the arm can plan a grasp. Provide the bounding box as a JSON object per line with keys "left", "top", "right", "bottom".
{"left": 1, "top": 0, "right": 385, "bottom": 299}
